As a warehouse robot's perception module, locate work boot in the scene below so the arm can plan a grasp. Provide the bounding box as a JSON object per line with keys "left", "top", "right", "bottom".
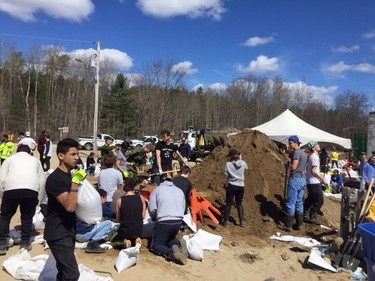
{"left": 171, "top": 245, "right": 187, "bottom": 265}
{"left": 309, "top": 212, "right": 321, "bottom": 225}
{"left": 277, "top": 215, "right": 294, "bottom": 232}
{"left": 85, "top": 240, "right": 106, "bottom": 253}
{"left": 19, "top": 241, "right": 32, "bottom": 251}
{"left": 303, "top": 211, "right": 310, "bottom": 223}
{"left": 0, "top": 239, "right": 7, "bottom": 256}
{"left": 179, "top": 239, "right": 188, "bottom": 259}
{"left": 295, "top": 213, "right": 304, "bottom": 230}
{"left": 238, "top": 205, "right": 246, "bottom": 228}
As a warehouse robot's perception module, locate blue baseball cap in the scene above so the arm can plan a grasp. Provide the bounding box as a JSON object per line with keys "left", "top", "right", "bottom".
{"left": 288, "top": 135, "right": 301, "bottom": 144}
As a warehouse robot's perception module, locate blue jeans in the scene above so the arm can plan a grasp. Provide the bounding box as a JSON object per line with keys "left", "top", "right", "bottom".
{"left": 285, "top": 177, "right": 306, "bottom": 215}
{"left": 150, "top": 220, "right": 181, "bottom": 259}
{"left": 151, "top": 167, "right": 167, "bottom": 186}
{"left": 75, "top": 220, "right": 114, "bottom": 242}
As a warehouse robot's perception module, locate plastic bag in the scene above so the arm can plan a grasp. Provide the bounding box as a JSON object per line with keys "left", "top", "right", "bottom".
{"left": 75, "top": 179, "right": 102, "bottom": 224}
{"left": 115, "top": 243, "right": 141, "bottom": 273}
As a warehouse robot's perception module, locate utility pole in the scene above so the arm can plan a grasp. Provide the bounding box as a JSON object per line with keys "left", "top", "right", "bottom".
{"left": 93, "top": 40, "right": 101, "bottom": 156}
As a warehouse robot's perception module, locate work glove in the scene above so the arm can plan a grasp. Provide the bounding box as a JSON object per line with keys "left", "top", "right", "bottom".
{"left": 72, "top": 169, "right": 87, "bottom": 185}
{"left": 183, "top": 157, "right": 188, "bottom": 164}
{"left": 123, "top": 171, "right": 129, "bottom": 178}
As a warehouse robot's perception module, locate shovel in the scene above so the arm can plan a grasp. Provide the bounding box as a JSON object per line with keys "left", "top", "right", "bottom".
{"left": 342, "top": 236, "right": 362, "bottom": 271}
{"left": 332, "top": 179, "right": 375, "bottom": 268}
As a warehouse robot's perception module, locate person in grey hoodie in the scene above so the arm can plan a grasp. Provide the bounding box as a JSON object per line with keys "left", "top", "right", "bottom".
{"left": 222, "top": 149, "right": 248, "bottom": 227}
{"left": 148, "top": 178, "right": 187, "bottom": 265}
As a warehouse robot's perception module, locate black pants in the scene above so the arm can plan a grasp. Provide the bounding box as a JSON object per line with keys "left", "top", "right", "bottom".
{"left": 48, "top": 236, "right": 80, "bottom": 281}
{"left": 224, "top": 184, "right": 245, "bottom": 222}
{"left": 38, "top": 149, "right": 45, "bottom": 167}
{"left": 44, "top": 156, "right": 51, "bottom": 171}
{"left": 304, "top": 183, "right": 324, "bottom": 216}
{"left": 0, "top": 196, "right": 38, "bottom": 244}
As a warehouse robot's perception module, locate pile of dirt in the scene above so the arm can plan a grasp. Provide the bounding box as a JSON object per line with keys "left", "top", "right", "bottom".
{"left": 189, "top": 129, "right": 340, "bottom": 239}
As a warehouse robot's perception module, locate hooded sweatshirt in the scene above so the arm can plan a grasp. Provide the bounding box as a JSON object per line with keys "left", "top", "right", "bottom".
{"left": 224, "top": 160, "right": 248, "bottom": 187}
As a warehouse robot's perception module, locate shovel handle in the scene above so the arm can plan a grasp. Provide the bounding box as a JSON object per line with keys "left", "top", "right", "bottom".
{"left": 359, "top": 179, "right": 374, "bottom": 218}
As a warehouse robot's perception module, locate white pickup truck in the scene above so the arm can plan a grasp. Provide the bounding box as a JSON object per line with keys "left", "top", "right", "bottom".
{"left": 78, "top": 133, "right": 124, "bottom": 150}
{"left": 129, "top": 135, "right": 159, "bottom": 148}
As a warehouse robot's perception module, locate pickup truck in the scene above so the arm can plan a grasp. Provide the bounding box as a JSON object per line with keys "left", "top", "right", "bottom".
{"left": 129, "top": 135, "right": 159, "bottom": 148}
{"left": 78, "top": 133, "right": 124, "bottom": 150}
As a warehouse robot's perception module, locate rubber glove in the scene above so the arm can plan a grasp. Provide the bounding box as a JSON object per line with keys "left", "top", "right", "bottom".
{"left": 72, "top": 169, "right": 87, "bottom": 184}
{"left": 123, "top": 171, "right": 129, "bottom": 178}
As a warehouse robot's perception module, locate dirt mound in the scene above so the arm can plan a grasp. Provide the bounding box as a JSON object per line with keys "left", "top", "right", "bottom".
{"left": 189, "top": 130, "right": 289, "bottom": 237}
{"left": 190, "top": 129, "right": 341, "bottom": 240}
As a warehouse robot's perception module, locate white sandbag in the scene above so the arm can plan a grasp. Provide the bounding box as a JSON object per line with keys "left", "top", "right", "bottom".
{"left": 3, "top": 249, "right": 49, "bottom": 280}
{"left": 94, "top": 164, "right": 101, "bottom": 177}
{"left": 39, "top": 254, "right": 113, "bottom": 281}
{"left": 187, "top": 239, "right": 203, "bottom": 261}
{"left": 75, "top": 179, "right": 102, "bottom": 224}
{"left": 32, "top": 206, "right": 45, "bottom": 230}
{"left": 189, "top": 229, "right": 222, "bottom": 251}
{"left": 115, "top": 243, "right": 141, "bottom": 273}
{"left": 183, "top": 209, "right": 197, "bottom": 233}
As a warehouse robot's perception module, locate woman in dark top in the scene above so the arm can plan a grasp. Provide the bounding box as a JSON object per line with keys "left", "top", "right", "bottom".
{"left": 115, "top": 180, "right": 146, "bottom": 248}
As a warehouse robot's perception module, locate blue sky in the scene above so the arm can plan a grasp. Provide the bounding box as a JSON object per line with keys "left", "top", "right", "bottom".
{"left": 1, "top": 0, "right": 375, "bottom": 109}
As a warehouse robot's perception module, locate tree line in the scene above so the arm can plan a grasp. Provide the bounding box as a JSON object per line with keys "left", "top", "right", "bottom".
{"left": 0, "top": 43, "right": 370, "bottom": 147}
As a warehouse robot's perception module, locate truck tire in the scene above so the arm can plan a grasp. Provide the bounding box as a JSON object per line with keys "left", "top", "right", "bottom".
{"left": 83, "top": 143, "right": 93, "bottom": 151}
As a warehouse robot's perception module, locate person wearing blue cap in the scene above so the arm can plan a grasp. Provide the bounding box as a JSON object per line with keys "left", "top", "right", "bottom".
{"left": 277, "top": 136, "right": 307, "bottom": 232}
{"left": 304, "top": 140, "right": 329, "bottom": 225}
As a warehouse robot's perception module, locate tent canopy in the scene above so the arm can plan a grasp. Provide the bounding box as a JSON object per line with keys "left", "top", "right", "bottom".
{"left": 251, "top": 109, "right": 352, "bottom": 149}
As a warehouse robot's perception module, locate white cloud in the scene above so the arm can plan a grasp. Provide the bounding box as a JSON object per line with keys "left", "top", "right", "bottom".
{"left": 136, "top": 0, "right": 225, "bottom": 20}
{"left": 327, "top": 61, "right": 375, "bottom": 74}
{"left": 242, "top": 36, "right": 275, "bottom": 47}
{"left": 69, "top": 48, "right": 134, "bottom": 71}
{"left": 125, "top": 73, "right": 144, "bottom": 87}
{"left": 238, "top": 55, "right": 280, "bottom": 74}
{"left": 192, "top": 82, "right": 227, "bottom": 93}
{"left": 332, "top": 45, "right": 360, "bottom": 53}
{"left": 362, "top": 29, "right": 375, "bottom": 39}
{"left": 209, "top": 82, "right": 227, "bottom": 92}
{"left": 285, "top": 81, "right": 338, "bottom": 106}
{"left": 0, "top": 0, "right": 94, "bottom": 22}
{"left": 171, "top": 61, "right": 198, "bottom": 75}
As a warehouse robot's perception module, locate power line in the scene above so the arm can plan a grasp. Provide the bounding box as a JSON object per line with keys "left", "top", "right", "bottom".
{"left": 0, "top": 33, "right": 95, "bottom": 45}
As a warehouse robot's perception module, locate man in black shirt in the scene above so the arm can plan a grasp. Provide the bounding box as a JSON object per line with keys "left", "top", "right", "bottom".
{"left": 152, "top": 130, "right": 187, "bottom": 185}
{"left": 44, "top": 138, "right": 87, "bottom": 281}
{"left": 172, "top": 165, "right": 192, "bottom": 214}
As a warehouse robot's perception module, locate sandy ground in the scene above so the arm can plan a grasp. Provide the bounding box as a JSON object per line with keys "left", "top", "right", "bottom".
{"left": 0, "top": 145, "right": 354, "bottom": 281}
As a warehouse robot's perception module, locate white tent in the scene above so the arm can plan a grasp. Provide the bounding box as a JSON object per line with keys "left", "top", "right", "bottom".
{"left": 251, "top": 109, "right": 352, "bottom": 149}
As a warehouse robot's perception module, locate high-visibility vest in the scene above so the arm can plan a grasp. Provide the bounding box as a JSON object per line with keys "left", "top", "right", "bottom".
{"left": 0, "top": 141, "right": 14, "bottom": 160}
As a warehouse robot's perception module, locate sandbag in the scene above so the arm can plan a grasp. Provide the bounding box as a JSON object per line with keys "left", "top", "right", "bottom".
{"left": 3, "top": 249, "right": 48, "bottom": 280}
{"left": 32, "top": 206, "right": 45, "bottom": 230}
{"left": 115, "top": 243, "right": 141, "bottom": 273}
{"left": 75, "top": 179, "right": 102, "bottom": 224}
{"left": 187, "top": 239, "right": 203, "bottom": 261}
{"left": 39, "top": 254, "right": 113, "bottom": 281}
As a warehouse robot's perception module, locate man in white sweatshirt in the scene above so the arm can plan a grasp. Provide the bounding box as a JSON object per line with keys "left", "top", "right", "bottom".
{"left": 0, "top": 144, "right": 45, "bottom": 255}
